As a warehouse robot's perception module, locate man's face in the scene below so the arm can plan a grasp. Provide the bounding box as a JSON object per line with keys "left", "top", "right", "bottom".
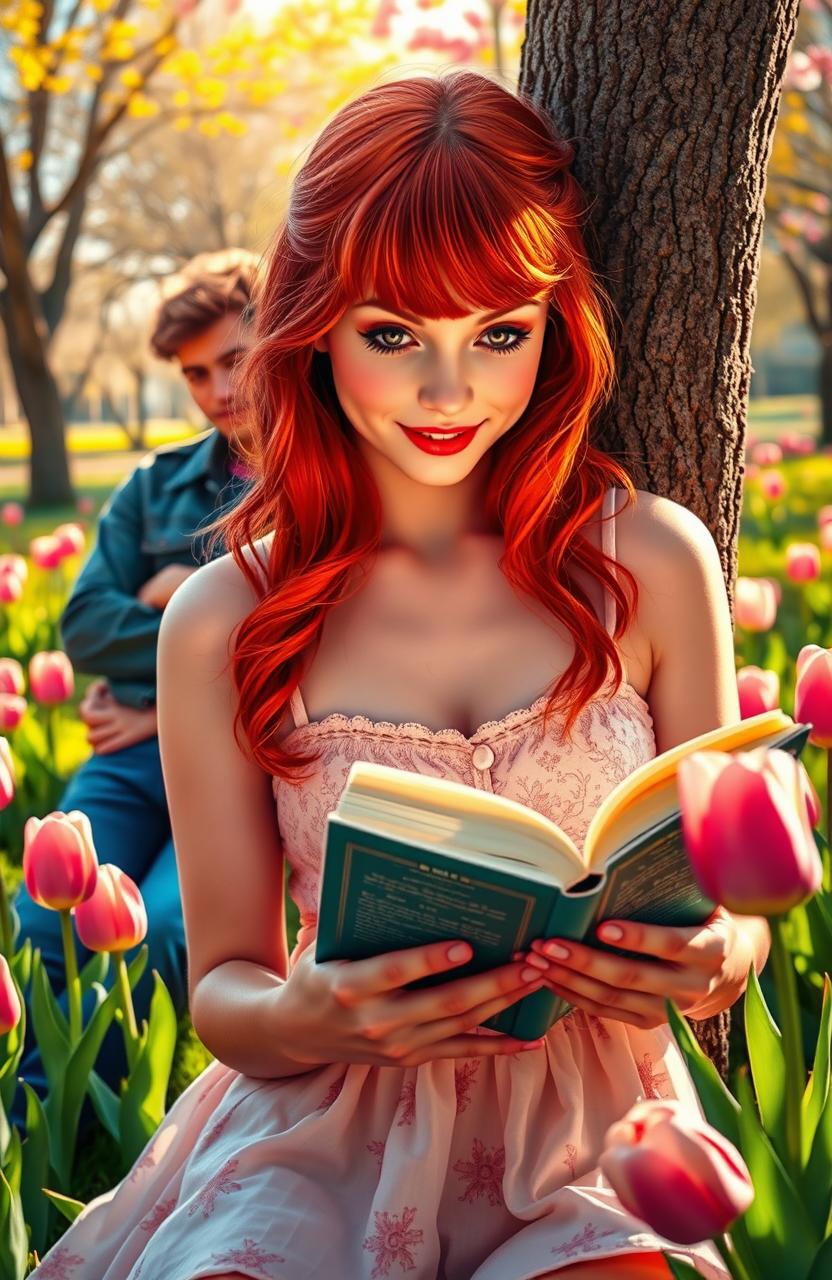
{"left": 174, "top": 310, "right": 254, "bottom": 450}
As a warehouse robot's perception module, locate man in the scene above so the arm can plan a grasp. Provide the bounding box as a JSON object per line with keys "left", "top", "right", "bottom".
{"left": 12, "top": 249, "right": 260, "bottom": 1133}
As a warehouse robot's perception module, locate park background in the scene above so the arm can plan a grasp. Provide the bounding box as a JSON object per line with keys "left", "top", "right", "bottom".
{"left": 1, "top": 0, "right": 832, "bottom": 1270}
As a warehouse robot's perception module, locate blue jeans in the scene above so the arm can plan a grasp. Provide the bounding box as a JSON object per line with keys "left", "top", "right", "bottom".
{"left": 10, "top": 736, "right": 187, "bottom": 1135}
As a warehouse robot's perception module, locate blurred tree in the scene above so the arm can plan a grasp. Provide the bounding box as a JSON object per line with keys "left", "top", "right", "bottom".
{"left": 765, "top": 0, "right": 832, "bottom": 446}
{"left": 0, "top": 0, "right": 391, "bottom": 506}
{"left": 521, "top": 0, "right": 802, "bottom": 1071}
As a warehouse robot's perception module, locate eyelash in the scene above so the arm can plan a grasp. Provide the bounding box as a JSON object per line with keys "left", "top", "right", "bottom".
{"left": 359, "top": 324, "right": 532, "bottom": 358}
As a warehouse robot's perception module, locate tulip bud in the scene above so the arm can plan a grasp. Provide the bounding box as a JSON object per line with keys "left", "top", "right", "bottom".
{"left": 29, "top": 535, "right": 65, "bottom": 570}
{"left": 760, "top": 469, "right": 786, "bottom": 500}
{"left": 751, "top": 442, "right": 782, "bottom": 467}
{"left": 0, "top": 574, "right": 23, "bottom": 604}
{"left": 785, "top": 542, "right": 821, "bottom": 583}
{"left": 1, "top": 502, "right": 24, "bottom": 527}
{"left": 678, "top": 746, "right": 822, "bottom": 915}
{"left": 0, "top": 555, "right": 27, "bottom": 583}
{"left": 0, "top": 694, "right": 26, "bottom": 732}
{"left": 599, "top": 1099, "right": 754, "bottom": 1245}
{"left": 52, "top": 522, "right": 85, "bottom": 558}
{"left": 737, "top": 665, "right": 780, "bottom": 719}
{"left": 23, "top": 811, "right": 98, "bottom": 910}
{"left": 735, "top": 577, "right": 778, "bottom": 632}
{"left": 0, "top": 737, "right": 15, "bottom": 809}
{"left": 73, "top": 864, "right": 147, "bottom": 953}
{"left": 0, "top": 954, "right": 21, "bottom": 1035}
{"left": 795, "top": 645, "right": 832, "bottom": 749}
{"left": 29, "top": 651, "right": 74, "bottom": 705}
{"left": 0, "top": 658, "right": 24, "bottom": 697}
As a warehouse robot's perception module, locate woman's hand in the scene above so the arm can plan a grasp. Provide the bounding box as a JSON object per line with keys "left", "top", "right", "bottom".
{"left": 79, "top": 681, "right": 158, "bottom": 754}
{"left": 520, "top": 907, "right": 767, "bottom": 1030}
{"left": 270, "top": 939, "right": 548, "bottom": 1069}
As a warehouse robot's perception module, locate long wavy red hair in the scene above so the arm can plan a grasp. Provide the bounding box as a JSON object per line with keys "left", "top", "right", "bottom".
{"left": 204, "top": 68, "right": 639, "bottom": 782}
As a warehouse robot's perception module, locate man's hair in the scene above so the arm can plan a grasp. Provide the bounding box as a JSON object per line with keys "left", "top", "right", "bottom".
{"left": 149, "top": 248, "right": 261, "bottom": 360}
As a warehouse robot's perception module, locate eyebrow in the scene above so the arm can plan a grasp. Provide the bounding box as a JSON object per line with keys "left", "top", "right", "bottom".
{"left": 181, "top": 347, "right": 247, "bottom": 375}
{"left": 353, "top": 299, "right": 542, "bottom": 325}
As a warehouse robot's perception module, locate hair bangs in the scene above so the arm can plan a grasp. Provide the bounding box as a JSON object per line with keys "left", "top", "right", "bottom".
{"left": 337, "top": 147, "right": 568, "bottom": 322}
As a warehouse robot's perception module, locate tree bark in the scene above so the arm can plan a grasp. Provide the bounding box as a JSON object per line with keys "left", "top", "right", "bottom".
{"left": 520, "top": 0, "right": 802, "bottom": 1076}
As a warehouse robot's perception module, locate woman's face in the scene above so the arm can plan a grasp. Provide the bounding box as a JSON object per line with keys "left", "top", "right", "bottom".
{"left": 313, "top": 292, "right": 550, "bottom": 486}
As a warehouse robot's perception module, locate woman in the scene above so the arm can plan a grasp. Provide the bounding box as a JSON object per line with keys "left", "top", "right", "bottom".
{"left": 31, "top": 68, "right": 767, "bottom": 1280}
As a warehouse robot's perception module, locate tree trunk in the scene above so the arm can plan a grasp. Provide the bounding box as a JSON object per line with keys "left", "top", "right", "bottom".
{"left": 0, "top": 296, "right": 73, "bottom": 508}
{"left": 820, "top": 338, "right": 832, "bottom": 451}
{"left": 521, "top": 0, "right": 802, "bottom": 1076}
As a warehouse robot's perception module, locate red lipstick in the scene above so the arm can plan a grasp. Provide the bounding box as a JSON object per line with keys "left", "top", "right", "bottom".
{"left": 397, "top": 422, "right": 483, "bottom": 456}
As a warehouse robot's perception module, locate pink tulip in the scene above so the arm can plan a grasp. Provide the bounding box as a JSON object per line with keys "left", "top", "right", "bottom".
{"left": 734, "top": 577, "right": 778, "bottom": 631}
{"left": 23, "top": 811, "right": 99, "bottom": 910}
{"left": 29, "top": 651, "right": 74, "bottom": 704}
{"left": 599, "top": 1099, "right": 754, "bottom": 1245}
{"left": 678, "top": 746, "right": 822, "bottom": 915}
{"left": 759, "top": 469, "right": 787, "bottom": 500}
{"left": 0, "top": 555, "right": 27, "bottom": 582}
{"left": 0, "top": 694, "right": 26, "bottom": 731}
{"left": 76, "top": 496, "right": 95, "bottom": 516}
{"left": 818, "top": 505, "right": 832, "bottom": 529}
{"left": 785, "top": 542, "right": 821, "bottom": 582}
{"left": 799, "top": 761, "right": 821, "bottom": 829}
{"left": 1, "top": 502, "right": 24, "bottom": 527}
{"left": 737, "top": 665, "right": 780, "bottom": 718}
{"left": 0, "top": 574, "right": 23, "bottom": 604}
{"left": 0, "top": 737, "right": 15, "bottom": 808}
{"left": 0, "top": 954, "right": 21, "bottom": 1035}
{"left": 52, "top": 522, "right": 85, "bottom": 558}
{"left": 0, "top": 658, "right": 24, "bottom": 696}
{"left": 73, "top": 864, "right": 147, "bottom": 953}
{"left": 744, "top": 462, "right": 760, "bottom": 481}
{"left": 751, "top": 442, "right": 782, "bottom": 466}
{"left": 29, "top": 535, "right": 65, "bottom": 570}
{"left": 795, "top": 645, "right": 832, "bottom": 749}
{"left": 821, "top": 523, "right": 832, "bottom": 554}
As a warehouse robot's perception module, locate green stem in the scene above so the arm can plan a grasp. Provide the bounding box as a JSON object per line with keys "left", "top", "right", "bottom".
{"left": 770, "top": 913, "right": 804, "bottom": 1179}
{"left": 60, "top": 908, "right": 82, "bottom": 1043}
{"left": 114, "top": 951, "right": 139, "bottom": 1071}
{"left": 715, "top": 1233, "right": 755, "bottom": 1280}
{"left": 0, "top": 873, "right": 12, "bottom": 957}
{"left": 826, "top": 748, "right": 830, "bottom": 872}
{"left": 798, "top": 587, "right": 812, "bottom": 646}
{"left": 46, "top": 706, "right": 59, "bottom": 778}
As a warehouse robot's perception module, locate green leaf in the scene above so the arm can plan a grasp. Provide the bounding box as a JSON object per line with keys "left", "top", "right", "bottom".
{"left": 802, "top": 974, "right": 832, "bottom": 1167}
{"left": 735, "top": 1069, "right": 819, "bottom": 1279}
{"left": 17, "top": 1083, "right": 52, "bottom": 1260}
{"left": 803, "top": 894, "right": 832, "bottom": 978}
{"left": 78, "top": 950, "right": 109, "bottom": 998}
{"left": 3, "top": 1125, "right": 22, "bottom": 1197}
{"left": 40, "top": 1186, "right": 86, "bottom": 1224}
{"left": 29, "top": 951, "right": 70, "bottom": 1094}
{"left": 0, "top": 1166, "right": 28, "bottom": 1280}
{"left": 663, "top": 1255, "right": 703, "bottom": 1279}
{"left": 804, "top": 1045, "right": 832, "bottom": 1236}
{"left": 85, "top": 1070, "right": 120, "bottom": 1144}
{"left": 119, "top": 972, "right": 177, "bottom": 1165}
{"left": 9, "top": 939, "right": 31, "bottom": 997}
{"left": 666, "top": 1000, "right": 741, "bottom": 1145}
{"left": 808, "top": 1235, "right": 832, "bottom": 1280}
{"left": 744, "top": 964, "right": 788, "bottom": 1161}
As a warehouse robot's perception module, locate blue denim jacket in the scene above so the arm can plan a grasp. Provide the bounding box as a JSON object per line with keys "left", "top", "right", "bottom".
{"left": 59, "top": 429, "right": 251, "bottom": 709}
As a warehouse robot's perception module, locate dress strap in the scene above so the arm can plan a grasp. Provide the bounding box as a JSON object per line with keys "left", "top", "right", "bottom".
{"left": 601, "top": 486, "right": 619, "bottom": 639}
{"left": 289, "top": 687, "right": 310, "bottom": 729}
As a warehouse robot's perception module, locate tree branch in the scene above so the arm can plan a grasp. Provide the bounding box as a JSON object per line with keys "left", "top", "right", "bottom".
{"left": 778, "top": 242, "right": 827, "bottom": 335}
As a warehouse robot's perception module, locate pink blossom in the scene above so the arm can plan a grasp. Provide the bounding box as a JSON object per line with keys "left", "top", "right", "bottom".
{"left": 74, "top": 864, "right": 147, "bottom": 953}
{"left": 29, "top": 535, "right": 65, "bottom": 570}
{"left": 0, "top": 737, "right": 14, "bottom": 809}
{"left": 0, "top": 954, "right": 21, "bottom": 1035}
{"left": 678, "top": 746, "right": 822, "bottom": 916}
{"left": 1, "top": 502, "right": 23, "bottom": 527}
{"left": 0, "top": 694, "right": 27, "bottom": 731}
{"left": 785, "top": 541, "right": 821, "bottom": 582}
{"left": 29, "top": 651, "right": 74, "bottom": 705}
{"left": 600, "top": 1099, "right": 754, "bottom": 1244}
{"left": 23, "top": 811, "right": 99, "bottom": 910}
{"left": 750, "top": 441, "right": 782, "bottom": 466}
{"left": 785, "top": 50, "right": 822, "bottom": 91}
{"left": 0, "top": 555, "right": 27, "bottom": 582}
{"left": 818, "top": 505, "right": 832, "bottom": 528}
{"left": 759, "top": 469, "right": 787, "bottom": 500}
{"left": 737, "top": 665, "right": 780, "bottom": 718}
{"left": 51, "top": 522, "right": 85, "bottom": 558}
{"left": 734, "top": 577, "right": 778, "bottom": 631}
{"left": 821, "top": 523, "right": 832, "bottom": 553}
{"left": 76, "top": 496, "right": 95, "bottom": 516}
{"left": 795, "top": 645, "right": 832, "bottom": 749}
{"left": 0, "top": 574, "right": 23, "bottom": 603}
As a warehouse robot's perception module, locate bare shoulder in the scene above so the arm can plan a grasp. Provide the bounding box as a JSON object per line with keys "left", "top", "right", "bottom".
{"left": 615, "top": 488, "right": 723, "bottom": 577}
{"left": 158, "top": 537, "right": 271, "bottom": 667}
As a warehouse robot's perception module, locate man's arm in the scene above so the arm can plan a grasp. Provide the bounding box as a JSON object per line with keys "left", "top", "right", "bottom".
{"left": 59, "top": 466, "right": 172, "bottom": 704}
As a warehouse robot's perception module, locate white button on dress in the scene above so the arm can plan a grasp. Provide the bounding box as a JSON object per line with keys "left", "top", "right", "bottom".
{"left": 471, "top": 743, "right": 495, "bottom": 771}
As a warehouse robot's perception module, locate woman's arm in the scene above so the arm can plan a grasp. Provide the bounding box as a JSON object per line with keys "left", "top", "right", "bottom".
{"left": 156, "top": 552, "right": 313, "bottom": 1079}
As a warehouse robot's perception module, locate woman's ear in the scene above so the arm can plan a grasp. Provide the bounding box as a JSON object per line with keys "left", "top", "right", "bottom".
{"left": 312, "top": 336, "right": 329, "bottom": 354}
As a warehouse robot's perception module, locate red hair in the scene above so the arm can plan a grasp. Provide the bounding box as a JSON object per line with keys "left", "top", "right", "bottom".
{"left": 205, "top": 69, "right": 639, "bottom": 782}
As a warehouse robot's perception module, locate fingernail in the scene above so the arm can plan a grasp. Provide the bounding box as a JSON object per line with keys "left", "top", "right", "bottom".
{"left": 520, "top": 966, "right": 543, "bottom": 982}
{"left": 447, "top": 943, "right": 472, "bottom": 962}
{"left": 523, "top": 953, "right": 550, "bottom": 972}
{"left": 544, "top": 942, "right": 570, "bottom": 960}
{"left": 519, "top": 1038, "right": 546, "bottom": 1050}
{"left": 598, "top": 924, "right": 624, "bottom": 942}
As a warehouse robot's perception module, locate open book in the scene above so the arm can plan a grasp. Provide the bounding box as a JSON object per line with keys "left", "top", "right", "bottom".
{"left": 315, "top": 709, "right": 812, "bottom": 1039}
